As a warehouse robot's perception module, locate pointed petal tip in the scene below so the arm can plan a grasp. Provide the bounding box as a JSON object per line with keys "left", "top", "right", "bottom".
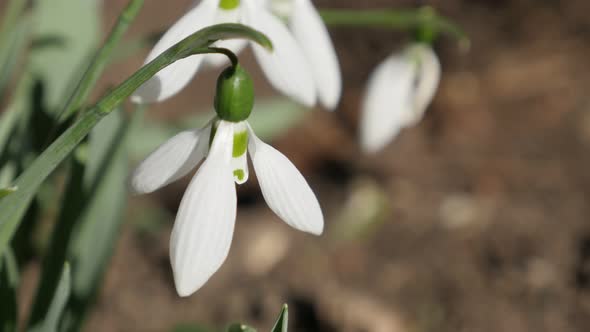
{"left": 127, "top": 175, "right": 154, "bottom": 196}
{"left": 359, "top": 137, "right": 387, "bottom": 155}
{"left": 321, "top": 94, "right": 340, "bottom": 111}
{"left": 309, "top": 221, "right": 324, "bottom": 236}
{"left": 173, "top": 274, "right": 201, "bottom": 297}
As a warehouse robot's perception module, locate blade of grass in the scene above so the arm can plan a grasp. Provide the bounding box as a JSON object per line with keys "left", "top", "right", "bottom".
{"left": 0, "top": 22, "right": 272, "bottom": 258}
{"left": 0, "top": 248, "right": 19, "bottom": 332}
{"left": 0, "top": 15, "right": 31, "bottom": 96}
{"left": 27, "top": 263, "right": 71, "bottom": 332}
{"left": 270, "top": 305, "right": 288, "bottom": 332}
{"left": 57, "top": 0, "right": 145, "bottom": 122}
{"left": 0, "top": 0, "right": 27, "bottom": 76}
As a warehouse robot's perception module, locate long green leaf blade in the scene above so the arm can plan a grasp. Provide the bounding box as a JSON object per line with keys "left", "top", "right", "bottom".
{"left": 28, "top": 263, "right": 71, "bottom": 332}
{"left": 271, "top": 305, "right": 288, "bottom": 332}
{"left": 0, "top": 249, "right": 19, "bottom": 332}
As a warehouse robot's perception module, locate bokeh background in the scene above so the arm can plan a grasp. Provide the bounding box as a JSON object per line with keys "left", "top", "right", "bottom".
{"left": 6, "top": 0, "right": 590, "bottom": 331}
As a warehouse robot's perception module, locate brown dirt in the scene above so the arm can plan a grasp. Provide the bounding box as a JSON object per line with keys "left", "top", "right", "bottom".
{"left": 27, "top": 0, "right": 590, "bottom": 331}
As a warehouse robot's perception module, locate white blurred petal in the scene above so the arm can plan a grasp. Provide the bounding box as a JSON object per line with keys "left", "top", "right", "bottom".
{"left": 131, "top": 0, "right": 218, "bottom": 103}
{"left": 203, "top": 8, "right": 248, "bottom": 68}
{"left": 407, "top": 45, "right": 441, "bottom": 126}
{"left": 129, "top": 122, "right": 212, "bottom": 194}
{"left": 290, "top": 0, "right": 341, "bottom": 110}
{"left": 170, "top": 121, "right": 236, "bottom": 297}
{"left": 248, "top": 124, "right": 323, "bottom": 235}
{"left": 242, "top": 0, "right": 317, "bottom": 107}
{"left": 360, "top": 54, "right": 415, "bottom": 153}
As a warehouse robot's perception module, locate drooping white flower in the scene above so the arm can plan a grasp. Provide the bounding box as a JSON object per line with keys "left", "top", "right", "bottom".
{"left": 132, "top": 0, "right": 341, "bottom": 110}
{"left": 360, "top": 44, "right": 441, "bottom": 153}
{"left": 130, "top": 118, "right": 324, "bottom": 296}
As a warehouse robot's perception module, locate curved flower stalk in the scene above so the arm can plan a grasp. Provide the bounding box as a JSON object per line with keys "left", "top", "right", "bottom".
{"left": 132, "top": 0, "right": 341, "bottom": 110}
{"left": 360, "top": 44, "right": 440, "bottom": 153}
{"left": 130, "top": 65, "right": 323, "bottom": 296}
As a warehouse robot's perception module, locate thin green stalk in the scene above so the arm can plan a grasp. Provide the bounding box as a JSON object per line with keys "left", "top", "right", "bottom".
{"left": 57, "top": 0, "right": 145, "bottom": 122}
{"left": 0, "top": 0, "right": 27, "bottom": 51}
{"left": 0, "top": 0, "right": 29, "bottom": 95}
{"left": 320, "top": 7, "right": 469, "bottom": 48}
{"left": 0, "top": 23, "right": 272, "bottom": 257}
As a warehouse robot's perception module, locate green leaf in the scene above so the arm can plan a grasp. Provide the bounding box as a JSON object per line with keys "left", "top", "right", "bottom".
{"left": 0, "top": 186, "right": 18, "bottom": 200}
{"left": 0, "top": 23, "right": 272, "bottom": 257}
{"left": 271, "top": 304, "right": 288, "bottom": 332}
{"left": 0, "top": 249, "right": 19, "bottom": 332}
{"left": 0, "top": 12, "right": 31, "bottom": 96}
{"left": 30, "top": 0, "right": 101, "bottom": 111}
{"left": 28, "top": 263, "right": 71, "bottom": 332}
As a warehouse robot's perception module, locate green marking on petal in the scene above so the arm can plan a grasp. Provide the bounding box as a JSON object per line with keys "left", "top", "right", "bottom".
{"left": 219, "top": 0, "right": 240, "bottom": 10}
{"left": 232, "top": 130, "right": 248, "bottom": 158}
{"left": 233, "top": 169, "right": 245, "bottom": 181}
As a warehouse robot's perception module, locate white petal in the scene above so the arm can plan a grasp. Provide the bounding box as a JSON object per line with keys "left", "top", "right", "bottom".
{"left": 170, "top": 121, "right": 236, "bottom": 296}
{"left": 247, "top": 124, "right": 323, "bottom": 235}
{"left": 242, "top": 0, "right": 316, "bottom": 107}
{"left": 407, "top": 45, "right": 441, "bottom": 126}
{"left": 290, "top": 0, "right": 341, "bottom": 110}
{"left": 360, "top": 53, "right": 415, "bottom": 153}
{"left": 129, "top": 122, "right": 212, "bottom": 194}
{"left": 203, "top": 8, "right": 248, "bottom": 68}
{"left": 131, "top": 0, "right": 218, "bottom": 103}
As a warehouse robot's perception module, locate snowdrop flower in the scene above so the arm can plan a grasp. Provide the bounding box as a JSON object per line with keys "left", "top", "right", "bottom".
{"left": 132, "top": 0, "right": 341, "bottom": 109}
{"left": 130, "top": 65, "right": 323, "bottom": 296}
{"left": 360, "top": 44, "right": 441, "bottom": 153}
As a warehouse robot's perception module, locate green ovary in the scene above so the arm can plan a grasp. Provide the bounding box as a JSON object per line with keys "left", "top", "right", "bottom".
{"left": 219, "top": 0, "right": 240, "bottom": 10}
{"left": 233, "top": 169, "right": 245, "bottom": 181}
{"left": 233, "top": 130, "right": 248, "bottom": 158}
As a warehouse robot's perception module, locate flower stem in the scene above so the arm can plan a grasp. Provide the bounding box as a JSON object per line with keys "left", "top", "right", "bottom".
{"left": 320, "top": 7, "right": 469, "bottom": 50}
{"left": 208, "top": 47, "right": 239, "bottom": 68}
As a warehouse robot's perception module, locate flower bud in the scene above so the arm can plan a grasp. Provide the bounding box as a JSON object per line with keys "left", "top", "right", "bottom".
{"left": 214, "top": 65, "right": 254, "bottom": 122}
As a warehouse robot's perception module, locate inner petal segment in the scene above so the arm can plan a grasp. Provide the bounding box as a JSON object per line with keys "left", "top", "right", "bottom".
{"left": 219, "top": 0, "right": 240, "bottom": 10}
{"left": 231, "top": 122, "right": 249, "bottom": 184}
{"left": 268, "top": 0, "right": 294, "bottom": 20}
